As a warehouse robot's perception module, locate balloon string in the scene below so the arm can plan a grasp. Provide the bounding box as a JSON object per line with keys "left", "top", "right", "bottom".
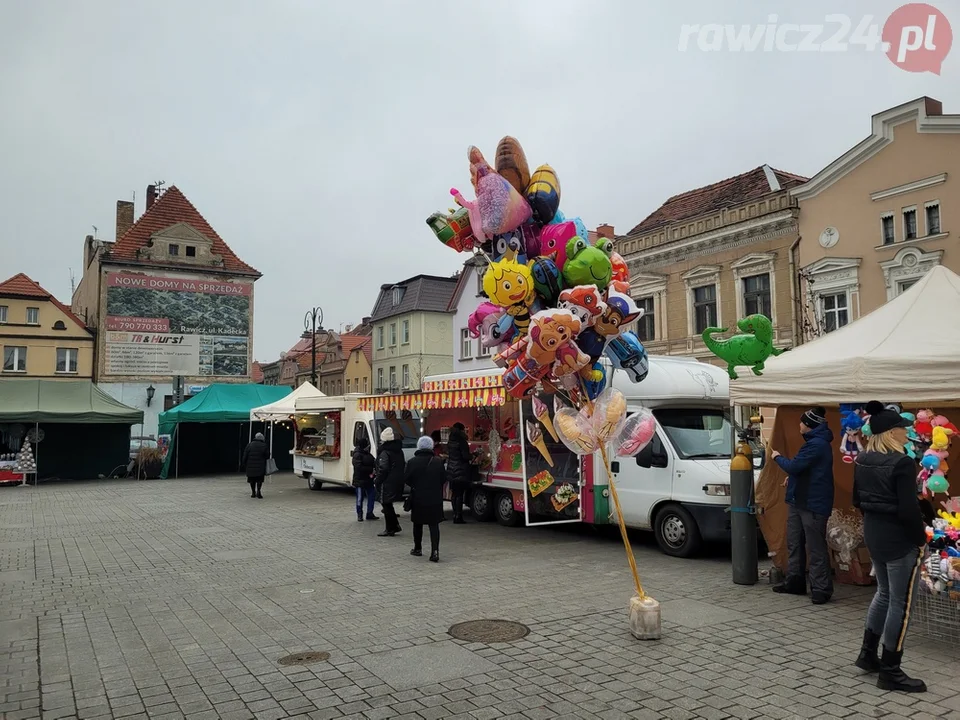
{"left": 579, "top": 376, "right": 646, "bottom": 600}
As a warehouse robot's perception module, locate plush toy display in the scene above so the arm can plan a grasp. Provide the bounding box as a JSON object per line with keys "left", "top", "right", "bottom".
{"left": 840, "top": 411, "right": 865, "bottom": 464}
{"left": 702, "top": 314, "right": 789, "bottom": 380}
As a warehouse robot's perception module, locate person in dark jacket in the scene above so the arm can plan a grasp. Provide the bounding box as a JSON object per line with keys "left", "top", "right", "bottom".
{"left": 445, "top": 423, "right": 473, "bottom": 524}
{"left": 351, "top": 436, "right": 378, "bottom": 522}
{"left": 242, "top": 432, "right": 269, "bottom": 499}
{"left": 771, "top": 406, "right": 835, "bottom": 604}
{"left": 405, "top": 436, "right": 445, "bottom": 562}
{"left": 375, "top": 427, "right": 405, "bottom": 537}
{"left": 852, "top": 404, "right": 926, "bottom": 693}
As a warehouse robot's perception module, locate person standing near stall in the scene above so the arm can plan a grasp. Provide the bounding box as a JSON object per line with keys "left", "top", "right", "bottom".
{"left": 771, "top": 406, "right": 835, "bottom": 604}
{"left": 242, "top": 432, "right": 268, "bottom": 499}
{"left": 445, "top": 422, "right": 473, "bottom": 524}
{"left": 375, "top": 427, "right": 405, "bottom": 537}
{"left": 405, "top": 436, "right": 445, "bottom": 562}
{"left": 351, "top": 436, "right": 378, "bottom": 522}
{"left": 852, "top": 405, "right": 927, "bottom": 693}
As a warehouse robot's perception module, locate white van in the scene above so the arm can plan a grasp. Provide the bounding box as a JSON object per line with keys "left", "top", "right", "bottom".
{"left": 605, "top": 356, "right": 752, "bottom": 557}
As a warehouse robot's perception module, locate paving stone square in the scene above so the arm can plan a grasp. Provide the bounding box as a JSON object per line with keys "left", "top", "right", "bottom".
{"left": 0, "top": 474, "right": 955, "bottom": 720}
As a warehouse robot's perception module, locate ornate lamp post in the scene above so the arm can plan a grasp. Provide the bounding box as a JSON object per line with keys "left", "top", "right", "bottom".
{"left": 304, "top": 307, "right": 324, "bottom": 386}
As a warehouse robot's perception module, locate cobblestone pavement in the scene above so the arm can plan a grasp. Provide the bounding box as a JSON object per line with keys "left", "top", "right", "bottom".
{"left": 1, "top": 474, "right": 956, "bottom": 720}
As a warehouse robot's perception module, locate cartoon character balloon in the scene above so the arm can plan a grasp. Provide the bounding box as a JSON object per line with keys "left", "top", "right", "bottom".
{"left": 482, "top": 248, "right": 536, "bottom": 338}
{"left": 702, "top": 314, "right": 789, "bottom": 379}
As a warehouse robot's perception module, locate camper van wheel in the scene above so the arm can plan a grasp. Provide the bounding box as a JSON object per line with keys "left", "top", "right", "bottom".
{"left": 307, "top": 475, "right": 323, "bottom": 491}
{"left": 470, "top": 489, "right": 494, "bottom": 522}
{"left": 495, "top": 492, "right": 522, "bottom": 527}
{"left": 654, "top": 504, "right": 701, "bottom": 558}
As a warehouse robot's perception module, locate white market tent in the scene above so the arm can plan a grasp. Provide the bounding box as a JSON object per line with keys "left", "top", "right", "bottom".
{"left": 249, "top": 382, "right": 324, "bottom": 421}
{"left": 731, "top": 265, "right": 960, "bottom": 407}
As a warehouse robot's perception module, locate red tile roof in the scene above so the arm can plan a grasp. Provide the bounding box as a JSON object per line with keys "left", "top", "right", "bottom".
{"left": 296, "top": 350, "right": 325, "bottom": 372}
{"left": 251, "top": 361, "right": 264, "bottom": 383}
{"left": 342, "top": 335, "right": 372, "bottom": 365}
{"left": 0, "top": 273, "right": 90, "bottom": 332}
{"left": 627, "top": 165, "right": 808, "bottom": 236}
{"left": 109, "top": 186, "right": 260, "bottom": 275}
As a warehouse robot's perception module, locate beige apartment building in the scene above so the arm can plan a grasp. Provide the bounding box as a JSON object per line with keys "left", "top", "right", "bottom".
{"left": 617, "top": 165, "right": 807, "bottom": 368}
{"left": 792, "top": 96, "right": 960, "bottom": 337}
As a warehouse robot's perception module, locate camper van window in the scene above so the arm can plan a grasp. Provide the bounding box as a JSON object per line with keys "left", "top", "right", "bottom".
{"left": 654, "top": 408, "right": 731, "bottom": 460}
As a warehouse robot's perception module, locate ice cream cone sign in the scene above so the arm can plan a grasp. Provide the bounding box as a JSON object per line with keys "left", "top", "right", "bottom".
{"left": 526, "top": 420, "right": 554, "bottom": 467}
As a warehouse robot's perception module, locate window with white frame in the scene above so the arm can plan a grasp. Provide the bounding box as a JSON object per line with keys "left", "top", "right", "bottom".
{"left": 636, "top": 297, "right": 655, "bottom": 342}
{"left": 820, "top": 293, "right": 849, "bottom": 333}
{"left": 389, "top": 366, "right": 397, "bottom": 388}
{"left": 376, "top": 326, "right": 384, "bottom": 349}
{"left": 363, "top": 376, "right": 368, "bottom": 393}
{"left": 898, "top": 279, "right": 917, "bottom": 294}
{"left": 389, "top": 323, "right": 397, "bottom": 346}
{"left": 402, "top": 364, "right": 410, "bottom": 388}
{"left": 377, "top": 368, "right": 384, "bottom": 390}
{"left": 0, "top": 305, "right": 6, "bottom": 323}
{"left": 2, "top": 346, "right": 27, "bottom": 372}
{"left": 392, "top": 286, "right": 404, "bottom": 306}
{"left": 56, "top": 348, "right": 78, "bottom": 373}
{"left": 693, "top": 285, "right": 717, "bottom": 333}
{"left": 478, "top": 341, "right": 491, "bottom": 358}
{"left": 880, "top": 213, "right": 895, "bottom": 245}
{"left": 742, "top": 274, "right": 771, "bottom": 318}
{"left": 925, "top": 202, "right": 941, "bottom": 235}
{"left": 460, "top": 328, "right": 473, "bottom": 359}
{"left": 26, "top": 307, "right": 39, "bottom": 325}
{"left": 401, "top": 319, "right": 410, "bottom": 344}
{"left": 903, "top": 207, "right": 918, "bottom": 240}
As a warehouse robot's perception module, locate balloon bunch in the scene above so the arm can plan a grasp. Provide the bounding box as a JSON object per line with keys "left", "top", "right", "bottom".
{"left": 426, "top": 136, "right": 649, "bottom": 405}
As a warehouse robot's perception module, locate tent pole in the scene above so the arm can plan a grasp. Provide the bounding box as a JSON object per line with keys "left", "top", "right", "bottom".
{"left": 34, "top": 422, "right": 39, "bottom": 486}
{"left": 269, "top": 420, "right": 274, "bottom": 459}
{"left": 175, "top": 424, "right": 180, "bottom": 479}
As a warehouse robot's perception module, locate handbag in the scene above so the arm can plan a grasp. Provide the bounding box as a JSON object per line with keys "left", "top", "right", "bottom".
{"left": 265, "top": 458, "right": 278, "bottom": 476}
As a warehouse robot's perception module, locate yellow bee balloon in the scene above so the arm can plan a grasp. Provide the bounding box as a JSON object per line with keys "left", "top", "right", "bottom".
{"left": 483, "top": 249, "right": 535, "bottom": 337}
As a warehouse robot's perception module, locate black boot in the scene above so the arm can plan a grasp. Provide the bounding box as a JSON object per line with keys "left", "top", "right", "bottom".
{"left": 410, "top": 547, "right": 422, "bottom": 556}
{"left": 453, "top": 512, "right": 466, "bottom": 525}
{"left": 877, "top": 646, "right": 927, "bottom": 693}
{"left": 366, "top": 513, "right": 379, "bottom": 520}
{"left": 429, "top": 550, "right": 439, "bottom": 562}
{"left": 358, "top": 513, "right": 364, "bottom": 522}
{"left": 855, "top": 629, "right": 882, "bottom": 673}
{"left": 377, "top": 530, "right": 396, "bottom": 537}
{"left": 772, "top": 577, "right": 806, "bottom": 595}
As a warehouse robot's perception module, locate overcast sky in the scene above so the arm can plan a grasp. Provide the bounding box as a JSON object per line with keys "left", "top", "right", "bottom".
{"left": 2, "top": 0, "right": 957, "bottom": 362}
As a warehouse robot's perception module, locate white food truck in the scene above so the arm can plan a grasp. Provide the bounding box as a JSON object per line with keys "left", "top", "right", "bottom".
{"left": 349, "top": 357, "right": 757, "bottom": 557}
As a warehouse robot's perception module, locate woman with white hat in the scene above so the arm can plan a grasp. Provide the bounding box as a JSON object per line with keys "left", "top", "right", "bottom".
{"left": 375, "top": 427, "right": 406, "bottom": 537}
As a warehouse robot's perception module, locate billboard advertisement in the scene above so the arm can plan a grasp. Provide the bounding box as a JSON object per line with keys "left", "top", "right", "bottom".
{"left": 103, "top": 273, "right": 252, "bottom": 377}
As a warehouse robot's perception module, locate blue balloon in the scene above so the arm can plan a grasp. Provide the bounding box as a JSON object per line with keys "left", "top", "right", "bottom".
{"left": 605, "top": 331, "right": 649, "bottom": 383}
{"left": 549, "top": 209, "right": 566, "bottom": 224}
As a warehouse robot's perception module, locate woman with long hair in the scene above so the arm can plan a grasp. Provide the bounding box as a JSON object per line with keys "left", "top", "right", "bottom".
{"left": 852, "top": 402, "right": 927, "bottom": 693}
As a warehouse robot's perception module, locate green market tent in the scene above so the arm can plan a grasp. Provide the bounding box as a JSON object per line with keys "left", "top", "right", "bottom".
{"left": 158, "top": 384, "right": 292, "bottom": 478}
{"left": 0, "top": 379, "right": 142, "bottom": 481}
{"left": 0, "top": 379, "right": 143, "bottom": 423}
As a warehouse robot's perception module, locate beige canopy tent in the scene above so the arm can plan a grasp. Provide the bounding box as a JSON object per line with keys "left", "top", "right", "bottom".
{"left": 731, "top": 265, "right": 960, "bottom": 407}
{"left": 729, "top": 265, "right": 960, "bottom": 572}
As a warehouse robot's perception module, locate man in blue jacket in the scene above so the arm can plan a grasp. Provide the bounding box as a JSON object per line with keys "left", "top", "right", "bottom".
{"left": 771, "top": 406, "right": 835, "bottom": 604}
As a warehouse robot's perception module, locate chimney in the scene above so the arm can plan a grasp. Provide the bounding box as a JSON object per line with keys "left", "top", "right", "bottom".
{"left": 596, "top": 223, "right": 615, "bottom": 239}
{"left": 145, "top": 184, "right": 158, "bottom": 211}
{"left": 116, "top": 200, "right": 135, "bottom": 239}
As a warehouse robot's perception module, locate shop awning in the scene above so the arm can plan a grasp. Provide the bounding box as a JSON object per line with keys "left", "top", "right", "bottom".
{"left": 357, "top": 386, "right": 505, "bottom": 412}
{"left": 0, "top": 379, "right": 143, "bottom": 424}
{"left": 250, "top": 382, "right": 323, "bottom": 421}
{"left": 160, "top": 383, "right": 292, "bottom": 427}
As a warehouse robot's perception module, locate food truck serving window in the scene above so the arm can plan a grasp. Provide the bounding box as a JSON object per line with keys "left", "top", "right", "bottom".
{"left": 297, "top": 411, "right": 342, "bottom": 459}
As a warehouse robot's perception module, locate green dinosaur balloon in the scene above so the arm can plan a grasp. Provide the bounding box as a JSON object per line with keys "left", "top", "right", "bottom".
{"left": 702, "top": 314, "right": 789, "bottom": 380}
{"left": 562, "top": 236, "right": 612, "bottom": 289}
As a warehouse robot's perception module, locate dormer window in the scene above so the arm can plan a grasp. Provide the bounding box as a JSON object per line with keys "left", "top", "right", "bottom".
{"left": 53, "top": 320, "right": 66, "bottom": 330}
{"left": 392, "top": 286, "right": 404, "bottom": 306}
{"left": 169, "top": 244, "right": 180, "bottom": 256}
{"left": 186, "top": 246, "right": 196, "bottom": 257}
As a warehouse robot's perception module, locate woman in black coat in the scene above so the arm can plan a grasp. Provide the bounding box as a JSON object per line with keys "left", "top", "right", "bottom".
{"left": 445, "top": 423, "right": 473, "bottom": 524}
{"left": 375, "top": 427, "right": 406, "bottom": 537}
{"left": 242, "top": 432, "right": 269, "bottom": 499}
{"left": 405, "top": 436, "right": 445, "bottom": 562}
{"left": 351, "top": 436, "right": 378, "bottom": 522}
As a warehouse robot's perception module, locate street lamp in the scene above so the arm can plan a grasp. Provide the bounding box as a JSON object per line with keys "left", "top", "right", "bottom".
{"left": 146, "top": 385, "right": 156, "bottom": 407}
{"left": 303, "top": 306, "right": 324, "bottom": 386}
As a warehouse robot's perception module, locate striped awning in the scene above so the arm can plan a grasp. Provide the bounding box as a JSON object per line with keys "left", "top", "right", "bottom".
{"left": 357, "top": 386, "right": 505, "bottom": 412}
{"left": 422, "top": 374, "right": 503, "bottom": 392}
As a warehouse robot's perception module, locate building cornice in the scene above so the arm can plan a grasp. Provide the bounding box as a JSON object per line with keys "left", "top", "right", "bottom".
{"left": 870, "top": 173, "right": 947, "bottom": 201}
{"left": 792, "top": 98, "right": 960, "bottom": 202}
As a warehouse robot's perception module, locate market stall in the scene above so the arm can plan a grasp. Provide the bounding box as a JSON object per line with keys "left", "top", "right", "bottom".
{"left": 731, "top": 266, "right": 960, "bottom": 588}
{"left": 249, "top": 382, "right": 324, "bottom": 472}
{"left": 158, "top": 383, "right": 292, "bottom": 478}
{"left": 0, "top": 379, "right": 143, "bottom": 481}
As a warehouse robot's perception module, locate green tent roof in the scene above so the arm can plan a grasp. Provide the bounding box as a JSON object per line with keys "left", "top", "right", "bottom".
{"left": 159, "top": 384, "right": 291, "bottom": 427}
{"left": 0, "top": 379, "right": 143, "bottom": 424}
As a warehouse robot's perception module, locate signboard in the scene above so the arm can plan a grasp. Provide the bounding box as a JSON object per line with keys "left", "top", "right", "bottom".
{"left": 103, "top": 272, "right": 252, "bottom": 377}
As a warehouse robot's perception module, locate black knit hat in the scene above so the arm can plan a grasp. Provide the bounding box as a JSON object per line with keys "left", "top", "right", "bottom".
{"left": 868, "top": 409, "right": 911, "bottom": 435}
{"left": 801, "top": 406, "right": 827, "bottom": 428}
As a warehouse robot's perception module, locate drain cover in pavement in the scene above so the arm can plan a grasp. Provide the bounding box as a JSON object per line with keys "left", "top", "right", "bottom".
{"left": 277, "top": 651, "right": 330, "bottom": 666}
{"left": 448, "top": 619, "right": 529, "bottom": 643}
